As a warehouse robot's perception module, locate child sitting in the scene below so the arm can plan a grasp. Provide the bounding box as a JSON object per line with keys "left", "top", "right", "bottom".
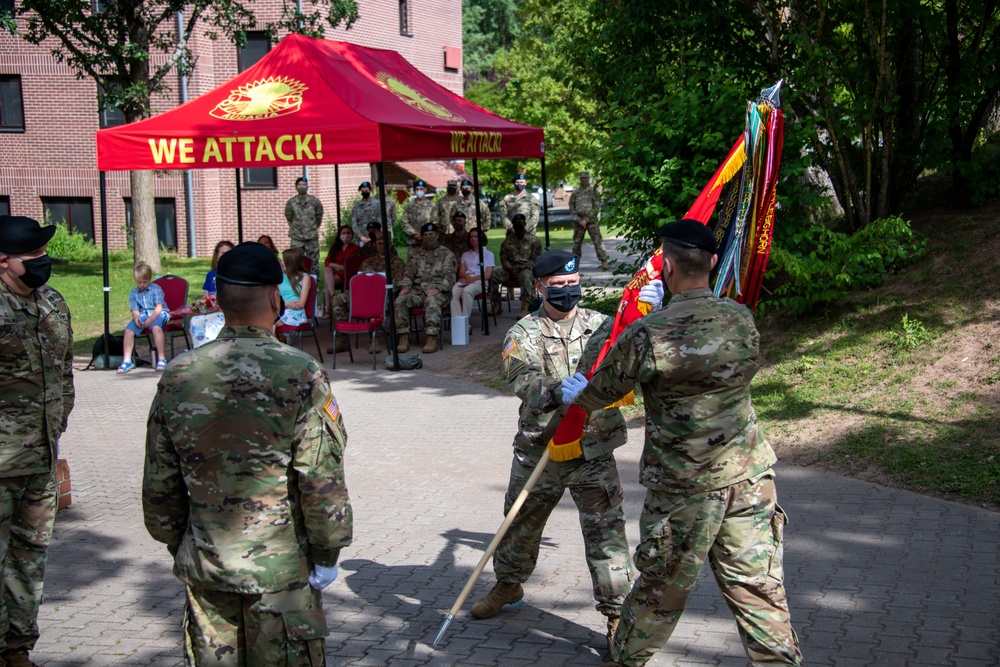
{"left": 117, "top": 262, "right": 169, "bottom": 373}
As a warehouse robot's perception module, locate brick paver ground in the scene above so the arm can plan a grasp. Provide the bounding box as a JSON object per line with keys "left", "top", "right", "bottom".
{"left": 35, "top": 238, "right": 1000, "bottom": 665}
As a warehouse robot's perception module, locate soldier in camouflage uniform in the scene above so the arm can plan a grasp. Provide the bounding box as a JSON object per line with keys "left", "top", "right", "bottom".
{"left": 490, "top": 214, "right": 542, "bottom": 318}
{"left": 569, "top": 172, "right": 609, "bottom": 270}
{"left": 563, "top": 220, "right": 802, "bottom": 667}
{"left": 499, "top": 173, "right": 540, "bottom": 233}
{"left": 393, "top": 222, "right": 458, "bottom": 354}
{"left": 0, "top": 216, "right": 73, "bottom": 667}
{"left": 471, "top": 250, "right": 634, "bottom": 648}
{"left": 456, "top": 179, "right": 491, "bottom": 230}
{"left": 441, "top": 211, "right": 471, "bottom": 260}
{"left": 143, "top": 242, "right": 353, "bottom": 667}
{"left": 435, "top": 179, "right": 462, "bottom": 233}
{"left": 350, "top": 181, "right": 396, "bottom": 246}
{"left": 401, "top": 180, "right": 437, "bottom": 251}
{"left": 284, "top": 177, "right": 325, "bottom": 269}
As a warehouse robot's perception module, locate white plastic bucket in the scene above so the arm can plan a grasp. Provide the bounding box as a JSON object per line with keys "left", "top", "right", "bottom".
{"left": 451, "top": 316, "right": 469, "bottom": 345}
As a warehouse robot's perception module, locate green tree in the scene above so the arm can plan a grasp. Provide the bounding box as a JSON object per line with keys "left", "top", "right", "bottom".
{"left": 4, "top": 0, "right": 358, "bottom": 271}
{"left": 462, "top": 0, "right": 520, "bottom": 81}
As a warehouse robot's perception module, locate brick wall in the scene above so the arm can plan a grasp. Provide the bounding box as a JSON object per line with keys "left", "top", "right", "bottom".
{"left": 0, "top": 0, "right": 462, "bottom": 258}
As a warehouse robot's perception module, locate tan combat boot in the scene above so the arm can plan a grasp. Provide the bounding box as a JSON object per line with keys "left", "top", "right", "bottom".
{"left": 602, "top": 259, "right": 610, "bottom": 271}
{"left": 396, "top": 335, "right": 410, "bottom": 353}
{"left": 606, "top": 615, "right": 619, "bottom": 651}
{"left": 3, "top": 650, "right": 39, "bottom": 667}
{"left": 422, "top": 335, "right": 438, "bottom": 354}
{"left": 517, "top": 302, "right": 530, "bottom": 318}
{"left": 470, "top": 582, "right": 524, "bottom": 620}
{"left": 369, "top": 335, "right": 381, "bottom": 354}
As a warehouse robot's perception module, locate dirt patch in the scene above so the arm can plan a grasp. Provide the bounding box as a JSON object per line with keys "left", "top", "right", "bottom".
{"left": 434, "top": 340, "right": 511, "bottom": 394}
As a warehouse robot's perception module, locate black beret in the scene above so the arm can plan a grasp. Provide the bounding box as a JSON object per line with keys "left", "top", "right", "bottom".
{"left": 460, "top": 179, "right": 473, "bottom": 187}
{"left": 452, "top": 210, "right": 467, "bottom": 219}
{"left": 660, "top": 218, "right": 717, "bottom": 253}
{"left": 533, "top": 249, "right": 579, "bottom": 278}
{"left": 216, "top": 242, "right": 283, "bottom": 286}
{"left": 421, "top": 222, "right": 440, "bottom": 234}
{"left": 513, "top": 173, "right": 527, "bottom": 181}
{"left": 366, "top": 220, "right": 382, "bottom": 230}
{"left": 511, "top": 213, "right": 527, "bottom": 224}
{"left": 414, "top": 179, "right": 427, "bottom": 188}
{"left": 295, "top": 176, "right": 308, "bottom": 186}
{"left": 0, "top": 216, "right": 57, "bottom": 255}
{"left": 359, "top": 181, "right": 372, "bottom": 190}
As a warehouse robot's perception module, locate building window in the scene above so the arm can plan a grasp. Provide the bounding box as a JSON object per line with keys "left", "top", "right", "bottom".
{"left": 399, "top": 0, "right": 411, "bottom": 36}
{"left": 0, "top": 0, "right": 14, "bottom": 13}
{"left": 43, "top": 198, "right": 94, "bottom": 241}
{"left": 242, "top": 168, "right": 278, "bottom": 189}
{"left": 98, "top": 84, "right": 126, "bottom": 128}
{"left": 238, "top": 31, "right": 271, "bottom": 72}
{"left": 124, "top": 198, "right": 179, "bottom": 251}
{"left": 0, "top": 75, "right": 25, "bottom": 132}
{"left": 91, "top": 0, "right": 114, "bottom": 13}
{"left": 0, "top": 196, "right": 9, "bottom": 218}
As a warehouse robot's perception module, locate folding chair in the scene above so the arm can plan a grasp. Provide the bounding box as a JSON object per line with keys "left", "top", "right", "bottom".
{"left": 501, "top": 278, "right": 520, "bottom": 312}
{"left": 473, "top": 277, "right": 499, "bottom": 328}
{"left": 332, "top": 273, "right": 387, "bottom": 370}
{"left": 144, "top": 275, "right": 191, "bottom": 359}
{"left": 276, "top": 274, "right": 323, "bottom": 362}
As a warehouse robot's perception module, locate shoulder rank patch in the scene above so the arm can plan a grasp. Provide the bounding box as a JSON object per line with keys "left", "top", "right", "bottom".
{"left": 502, "top": 339, "right": 518, "bottom": 360}
{"left": 324, "top": 393, "right": 340, "bottom": 421}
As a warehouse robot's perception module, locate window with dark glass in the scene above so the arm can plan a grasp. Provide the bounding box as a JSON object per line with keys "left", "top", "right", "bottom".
{"left": 0, "top": 0, "right": 15, "bottom": 13}
{"left": 0, "top": 75, "right": 25, "bottom": 131}
{"left": 242, "top": 168, "right": 278, "bottom": 189}
{"left": 91, "top": 0, "right": 115, "bottom": 13}
{"left": 98, "top": 84, "right": 126, "bottom": 128}
{"left": 399, "top": 0, "right": 411, "bottom": 35}
{"left": 238, "top": 31, "right": 271, "bottom": 72}
{"left": 124, "top": 197, "right": 179, "bottom": 251}
{"left": 0, "top": 196, "right": 10, "bottom": 218}
{"left": 43, "top": 198, "right": 94, "bottom": 241}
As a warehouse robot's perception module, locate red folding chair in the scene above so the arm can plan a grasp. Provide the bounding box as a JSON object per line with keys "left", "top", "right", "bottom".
{"left": 276, "top": 274, "right": 323, "bottom": 362}
{"left": 332, "top": 273, "right": 387, "bottom": 369}
{"left": 144, "top": 275, "right": 191, "bottom": 359}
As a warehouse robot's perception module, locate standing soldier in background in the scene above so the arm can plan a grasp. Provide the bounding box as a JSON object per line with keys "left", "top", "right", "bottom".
{"left": 490, "top": 214, "right": 542, "bottom": 317}
{"left": 562, "top": 220, "right": 802, "bottom": 667}
{"left": 402, "top": 180, "right": 437, "bottom": 252}
{"left": 457, "top": 179, "right": 492, "bottom": 230}
{"left": 570, "top": 171, "right": 610, "bottom": 271}
{"left": 394, "top": 223, "right": 457, "bottom": 355}
{"left": 284, "top": 177, "right": 324, "bottom": 268}
{"left": 351, "top": 181, "right": 396, "bottom": 246}
{"left": 0, "top": 216, "right": 73, "bottom": 667}
{"left": 499, "top": 173, "right": 540, "bottom": 233}
{"left": 143, "top": 242, "right": 353, "bottom": 666}
{"left": 436, "top": 179, "right": 463, "bottom": 233}
{"left": 471, "top": 249, "right": 634, "bottom": 651}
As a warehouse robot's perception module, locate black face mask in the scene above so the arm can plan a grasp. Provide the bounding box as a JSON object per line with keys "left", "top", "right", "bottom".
{"left": 513, "top": 223, "right": 526, "bottom": 238}
{"left": 361, "top": 191, "right": 371, "bottom": 199}
{"left": 545, "top": 284, "right": 581, "bottom": 312}
{"left": 461, "top": 188, "right": 472, "bottom": 197}
{"left": 14, "top": 255, "right": 52, "bottom": 289}
{"left": 447, "top": 187, "right": 457, "bottom": 195}
{"left": 514, "top": 183, "right": 526, "bottom": 192}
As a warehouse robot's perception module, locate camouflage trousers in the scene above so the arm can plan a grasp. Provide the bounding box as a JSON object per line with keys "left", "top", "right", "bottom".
{"left": 490, "top": 268, "right": 536, "bottom": 308}
{"left": 290, "top": 237, "right": 320, "bottom": 271}
{"left": 327, "top": 291, "right": 350, "bottom": 323}
{"left": 394, "top": 289, "right": 449, "bottom": 337}
{"left": 494, "top": 450, "right": 634, "bottom": 617}
{"left": 610, "top": 472, "right": 802, "bottom": 666}
{"left": 0, "top": 471, "right": 57, "bottom": 652}
{"left": 572, "top": 219, "right": 608, "bottom": 263}
{"left": 183, "top": 585, "right": 326, "bottom": 667}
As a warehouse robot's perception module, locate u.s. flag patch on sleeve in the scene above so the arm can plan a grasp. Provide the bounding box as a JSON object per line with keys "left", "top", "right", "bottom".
{"left": 502, "top": 339, "right": 517, "bottom": 360}
{"left": 324, "top": 394, "right": 340, "bottom": 421}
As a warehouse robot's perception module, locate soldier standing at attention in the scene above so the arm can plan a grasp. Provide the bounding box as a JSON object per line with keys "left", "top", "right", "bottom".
{"left": 401, "top": 180, "right": 436, "bottom": 252}
{"left": 436, "top": 179, "right": 463, "bottom": 232}
{"left": 394, "top": 222, "right": 457, "bottom": 355}
{"left": 284, "top": 177, "right": 324, "bottom": 269}
{"left": 143, "top": 242, "right": 353, "bottom": 666}
{"left": 456, "top": 179, "right": 491, "bottom": 230}
{"left": 562, "top": 220, "right": 802, "bottom": 667}
{"left": 470, "top": 249, "right": 635, "bottom": 650}
{"left": 570, "top": 171, "right": 610, "bottom": 271}
{"left": 350, "top": 181, "right": 396, "bottom": 246}
{"left": 489, "top": 214, "right": 542, "bottom": 318}
{"left": 0, "top": 216, "right": 73, "bottom": 667}
{"left": 499, "top": 173, "right": 540, "bottom": 233}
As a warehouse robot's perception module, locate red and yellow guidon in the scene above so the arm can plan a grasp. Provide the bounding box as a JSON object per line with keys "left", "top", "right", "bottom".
{"left": 210, "top": 76, "right": 308, "bottom": 121}
{"left": 376, "top": 72, "right": 465, "bottom": 123}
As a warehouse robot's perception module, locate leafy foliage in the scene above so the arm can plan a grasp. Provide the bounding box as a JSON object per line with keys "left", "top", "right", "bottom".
{"left": 47, "top": 222, "right": 130, "bottom": 263}
{"left": 886, "top": 314, "right": 933, "bottom": 351}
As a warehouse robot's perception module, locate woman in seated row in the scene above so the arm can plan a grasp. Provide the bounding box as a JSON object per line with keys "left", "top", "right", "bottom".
{"left": 323, "top": 225, "right": 361, "bottom": 313}
{"left": 450, "top": 228, "right": 494, "bottom": 319}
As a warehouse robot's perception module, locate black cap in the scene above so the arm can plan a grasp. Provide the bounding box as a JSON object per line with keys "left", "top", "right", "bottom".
{"left": 421, "top": 222, "right": 439, "bottom": 234}
{"left": 366, "top": 220, "right": 382, "bottom": 231}
{"left": 660, "top": 219, "right": 717, "bottom": 253}
{"left": 295, "top": 176, "right": 308, "bottom": 186}
{"left": 414, "top": 179, "right": 427, "bottom": 188}
{"left": 532, "top": 249, "right": 579, "bottom": 278}
{"left": 0, "top": 216, "right": 57, "bottom": 255}
{"left": 460, "top": 179, "right": 473, "bottom": 187}
{"left": 452, "top": 210, "right": 467, "bottom": 220}
{"left": 216, "top": 242, "right": 283, "bottom": 286}
{"left": 513, "top": 173, "right": 527, "bottom": 182}
{"left": 511, "top": 213, "right": 527, "bottom": 224}
{"left": 359, "top": 181, "right": 372, "bottom": 190}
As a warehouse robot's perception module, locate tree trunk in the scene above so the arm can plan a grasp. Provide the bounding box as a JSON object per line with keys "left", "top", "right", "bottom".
{"left": 131, "top": 170, "right": 161, "bottom": 273}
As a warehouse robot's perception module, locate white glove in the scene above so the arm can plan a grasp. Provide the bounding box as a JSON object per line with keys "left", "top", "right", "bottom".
{"left": 308, "top": 564, "right": 339, "bottom": 590}
{"left": 638, "top": 280, "right": 664, "bottom": 311}
{"left": 560, "top": 372, "right": 589, "bottom": 404}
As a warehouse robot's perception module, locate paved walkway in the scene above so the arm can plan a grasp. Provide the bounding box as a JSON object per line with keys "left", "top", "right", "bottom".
{"left": 39, "top": 239, "right": 1000, "bottom": 665}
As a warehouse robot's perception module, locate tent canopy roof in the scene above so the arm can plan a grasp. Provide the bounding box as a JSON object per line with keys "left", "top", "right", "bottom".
{"left": 96, "top": 33, "right": 544, "bottom": 171}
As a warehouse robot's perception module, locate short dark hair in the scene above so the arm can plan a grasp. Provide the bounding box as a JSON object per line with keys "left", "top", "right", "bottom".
{"left": 295, "top": 177, "right": 307, "bottom": 186}
{"left": 216, "top": 282, "right": 273, "bottom": 318}
{"left": 662, "top": 240, "right": 714, "bottom": 276}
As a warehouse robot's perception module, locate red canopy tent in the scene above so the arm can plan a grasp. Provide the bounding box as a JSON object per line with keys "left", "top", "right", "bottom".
{"left": 93, "top": 33, "right": 546, "bottom": 364}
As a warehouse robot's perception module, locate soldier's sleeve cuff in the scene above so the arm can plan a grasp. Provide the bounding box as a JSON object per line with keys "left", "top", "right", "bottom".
{"left": 309, "top": 548, "right": 341, "bottom": 568}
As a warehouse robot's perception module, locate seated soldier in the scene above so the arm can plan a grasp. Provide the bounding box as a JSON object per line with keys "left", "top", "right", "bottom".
{"left": 491, "top": 213, "right": 543, "bottom": 318}
{"left": 442, "top": 210, "right": 471, "bottom": 260}
{"left": 393, "top": 222, "right": 458, "bottom": 354}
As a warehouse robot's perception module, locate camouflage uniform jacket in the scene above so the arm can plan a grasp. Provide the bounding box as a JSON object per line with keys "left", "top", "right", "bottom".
{"left": 576, "top": 288, "right": 776, "bottom": 493}
{"left": 500, "top": 233, "right": 543, "bottom": 273}
{"left": 143, "top": 326, "right": 353, "bottom": 594}
{"left": 442, "top": 231, "right": 470, "bottom": 260}
{"left": 569, "top": 186, "right": 601, "bottom": 222}
{"left": 456, "top": 197, "right": 491, "bottom": 230}
{"left": 436, "top": 193, "right": 463, "bottom": 230}
{"left": 360, "top": 254, "right": 406, "bottom": 295}
{"left": 499, "top": 191, "right": 540, "bottom": 232}
{"left": 503, "top": 307, "right": 626, "bottom": 460}
{"left": 284, "top": 195, "right": 324, "bottom": 242}
{"left": 350, "top": 197, "right": 395, "bottom": 239}
{"left": 397, "top": 246, "right": 457, "bottom": 294}
{"left": 0, "top": 282, "right": 74, "bottom": 476}
{"left": 402, "top": 198, "right": 436, "bottom": 241}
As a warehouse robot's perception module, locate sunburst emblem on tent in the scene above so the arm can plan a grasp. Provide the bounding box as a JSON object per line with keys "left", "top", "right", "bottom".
{"left": 375, "top": 72, "right": 465, "bottom": 123}
{"left": 210, "top": 76, "right": 308, "bottom": 121}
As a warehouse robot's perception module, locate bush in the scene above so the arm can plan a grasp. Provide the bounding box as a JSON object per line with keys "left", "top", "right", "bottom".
{"left": 765, "top": 215, "right": 927, "bottom": 313}
{"left": 46, "top": 223, "right": 103, "bottom": 263}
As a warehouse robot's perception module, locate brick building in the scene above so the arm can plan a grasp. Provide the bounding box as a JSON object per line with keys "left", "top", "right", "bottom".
{"left": 0, "top": 0, "right": 465, "bottom": 256}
